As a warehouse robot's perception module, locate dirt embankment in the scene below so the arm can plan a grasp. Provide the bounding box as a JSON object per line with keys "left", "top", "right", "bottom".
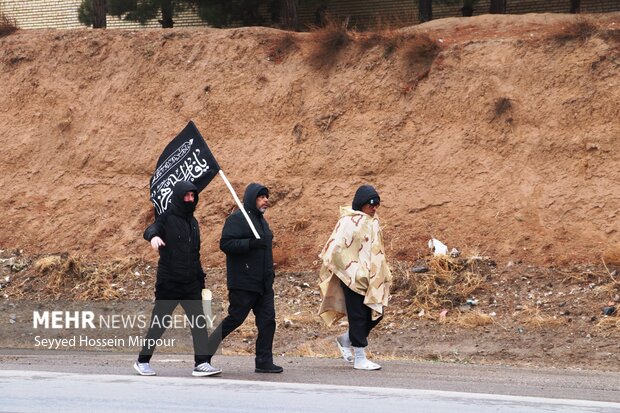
{"left": 0, "top": 13, "right": 619, "bottom": 268}
{"left": 1, "top": 13, "right": 619, "bottom": 372}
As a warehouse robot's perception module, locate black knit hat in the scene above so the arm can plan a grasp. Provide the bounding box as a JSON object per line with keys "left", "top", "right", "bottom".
{"left": 367, "top": 196, "right": 380, "bottom": 206}
{"left": 257, "top": 187, "right": 269, "bottom": 198}
{"left": 352, "top": 185, "right": 380, "bottom": 211}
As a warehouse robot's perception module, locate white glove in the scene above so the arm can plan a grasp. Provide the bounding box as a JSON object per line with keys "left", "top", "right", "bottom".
{"left": 150, "top": 236, "right": 165, "bottom": 250}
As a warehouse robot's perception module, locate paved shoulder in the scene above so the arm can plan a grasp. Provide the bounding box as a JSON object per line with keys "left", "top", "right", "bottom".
{"left": 1, "top": 370, "right": 619, "bottom": 413}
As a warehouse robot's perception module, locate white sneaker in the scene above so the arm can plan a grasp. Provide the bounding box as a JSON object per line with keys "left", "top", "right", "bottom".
{"left": 335, "top": 336, "right": 353, "bottom": 363}
{"left": 353, "top": 358, "right": 382, "bottom": 370}
{"left": 133, "top": 362, "right": 156, "bottom": 376}
{"left": 352, "top": 347, "right": 381, "bottom": 370}
{"left": 192, "top": 361, "right": 222, "bottom": 377}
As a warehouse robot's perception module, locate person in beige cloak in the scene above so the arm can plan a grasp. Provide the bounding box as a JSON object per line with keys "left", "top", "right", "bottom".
{"left": 318, "top": 185, "right": 392, "bottom": 370}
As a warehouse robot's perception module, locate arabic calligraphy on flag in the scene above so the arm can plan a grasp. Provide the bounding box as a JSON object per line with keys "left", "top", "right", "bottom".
{"left": 149, "top": 121, "right": 220, "bottom": 216}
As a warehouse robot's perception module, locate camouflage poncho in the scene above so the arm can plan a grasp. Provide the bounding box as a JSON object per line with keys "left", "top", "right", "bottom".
{"left": 318, "top": 207, "right": 392, "bottom": 325}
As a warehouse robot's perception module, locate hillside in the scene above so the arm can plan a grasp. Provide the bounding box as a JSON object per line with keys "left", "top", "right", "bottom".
{"left": 0, "top": 13, "right": 619, "bottom": 268}
{"left": 0, "top": 13, "right": 619, "bottom": 370}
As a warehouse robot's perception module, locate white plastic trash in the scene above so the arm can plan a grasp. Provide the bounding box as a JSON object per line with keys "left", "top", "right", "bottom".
{"left": 428, "top": 238, "right": 449, "bottom": 256}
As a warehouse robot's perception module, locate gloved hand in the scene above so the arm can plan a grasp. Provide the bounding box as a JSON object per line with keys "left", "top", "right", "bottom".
{"left": 249, "top": 238, "right": 268, "bottom": 249}
{"left": 150, "top": 236, "right": 165, "bottom": 250}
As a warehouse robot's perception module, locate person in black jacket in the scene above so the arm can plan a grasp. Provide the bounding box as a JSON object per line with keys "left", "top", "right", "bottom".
{"left": 134, "top": 181, "right": 221, "bottom": 377}
{"left": 205, "top": 182, "right": 283, "bottom": 373}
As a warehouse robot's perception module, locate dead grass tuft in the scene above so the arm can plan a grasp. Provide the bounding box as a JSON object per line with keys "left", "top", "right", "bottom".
{"left": 494, "top": 97, "right": 512, "bottom": 118}
{"left": 396, "top": 32, "right": 440, "bottom": 93}
{"left": 594, "top": 316, "right": 620, "bottom": 337}
{"left": 400, "top": 33, "right": 440, "bottom": 69}
{"left": 26, "top": 254, "right": 144, "bottom": 300}
{"left": 549, "top": 17, "right": 599, "bottom": 44}
{"left": 357, "top": 32, "right": 389, "bottom": 51}
{"left": 450, "top": 310, "right": 494, "bottom": 328}
{"left": 599, "top": 28, "right": 620, "bottom": 45}
{"left": 33, "top": 255, "right": 63, "bottom": 273}
{"left": 599, "top": 259, "right": 620, "bottom": 298}
{"left": 355, "top": 22, "right": 401, "bottom": 56}
{"left": 291, "top": 338, "right": 335, "bottom": 358}
{"left": 306, "top": 19, "right": 352, "bottom": 68}
{"left": 291, "top": 217, "right": 310, "bottom": 232}
{"left": 517, "top": 306, "right": 567, "bottom": 329}
{"left": 267, "top": 32, "right": 299, "bottom": 64}
{"left": 0, "top": 12, "right": 18, "bottom": 37}
{"left": 391, "top": 255, "right": 488, "bottom": 317}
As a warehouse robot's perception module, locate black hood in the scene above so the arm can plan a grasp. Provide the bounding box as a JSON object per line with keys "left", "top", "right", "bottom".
{"left": 243, "top": 182, "right": 268, "bottom": 214}
{"left": 171, "top": 181, "right": 198, "bottom": 216}
{"left": 352, "top": 184, "right": 380, "bottom": 211}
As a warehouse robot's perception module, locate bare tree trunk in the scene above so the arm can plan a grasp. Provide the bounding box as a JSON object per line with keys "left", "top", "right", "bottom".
{"left": 570, "top": 0, "right": 581, "bottom": 13}
{"left": 91, "top": 0, "right": 106, "bottom": 28}
{"left": 280, "top": 0, "right": 299, "bottom": 31}
{"left": 460, "top": 0, "right": 475, "bottom": 16}
{"left": 159, "top": 0, "right": 174, "bottom": 28}
{"left": 419, "top": 0, "right": 432, "bottom": 23}
{"left": 489, "top": 0, "right": 507, "bottom": 14}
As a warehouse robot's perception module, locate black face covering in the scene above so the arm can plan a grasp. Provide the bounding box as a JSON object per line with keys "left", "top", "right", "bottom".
{"left": 180, "top": 198, "right": 196, "bottom": 214}
{"left": 170, "top": 182, "right": 199, "bottom": 218}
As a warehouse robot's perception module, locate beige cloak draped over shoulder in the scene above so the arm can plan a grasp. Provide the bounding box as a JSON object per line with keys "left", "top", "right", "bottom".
{"left": 318, "top": 207, "right": 392, "bottom": 326}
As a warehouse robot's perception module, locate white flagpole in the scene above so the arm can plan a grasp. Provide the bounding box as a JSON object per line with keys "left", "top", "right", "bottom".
{"left": 218, "top": 170, "right": 260, "bottom": 239}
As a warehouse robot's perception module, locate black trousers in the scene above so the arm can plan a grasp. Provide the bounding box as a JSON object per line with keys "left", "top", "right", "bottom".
{"left": 342, "top": 281, "right": 382, "bottom": 348}
{"left": 138, "top": 279, "right": 209, "bottom": 366}
{"left": 206, "top": 288, "right": 276, "bottom": 365}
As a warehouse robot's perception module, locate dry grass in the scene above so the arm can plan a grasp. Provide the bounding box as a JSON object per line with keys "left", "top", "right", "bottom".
{"left": 33, "top": 255, "right": 63, "bottom": 273}
{"left": 599, "top": 260, "right": 620, "bottom": 298}
{"left": 289, "top": 337, "right": 385, "bottom": 359}
{"left": 291, "top": 217, "right": 310, "bottom": 232}
{"left": 0, "top": 12, "right": 18, "bottom": 37}
{"left": 267, "top": 32, "right": 299, "bottom": 64}
{"left": 301, "top": 19, "right": 440, "bottom": 83}
{"left": 593, "top": 316, "right": 620, "bottom": 338}
{"left": 306, "top": 19, "right": 352, "bottom": 68}
{"left": 396, "top": 32, "right": 440, "bottom": 93}
{"left": 400, "top": 32, "right": 440, "bottom": 70}
{"left": 358, "top": 32, "right": 390, "bottom": 52}
{"left": 559, "top": 269, "right": 597, "bottom": 284}
{"left": 14, "top": 254, "right": 147, "bottom": 300}
{"left": 291, "top": 338, "right": 336, "bottom": 358}
{"left": 449, "top": 310, "right": 494, "bottom": 328}
{"left": 494, "top": 97, "right": 512, "bottom": 118}
{"left": 549, "top": 17, "right": 599, "bottom": 44}
{"left": 391, "top": 255, "right": 488, "bottom": 317}
{"left": 599, "top": 28, "right": 620, "bottom": 45}
{"left": 346, "top": 12, "right": 417, "bottom": 33}
{"left": 516, "top": 306, "right": 567, "bottom": 329}
{"left": 354, "top": 18, "right": 402, "bottom": 56}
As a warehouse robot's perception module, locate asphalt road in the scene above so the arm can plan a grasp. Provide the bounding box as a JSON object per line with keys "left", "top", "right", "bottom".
{"left": 0, "top": 350, "right": 620, "bottom": 413}
{"left": 2, "top": 369, "right": 620, "bottom": 413}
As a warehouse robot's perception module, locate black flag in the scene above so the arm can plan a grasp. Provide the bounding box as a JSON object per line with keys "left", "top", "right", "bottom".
{"left": 150, "top": 121, "right": 220, "bottom": 216}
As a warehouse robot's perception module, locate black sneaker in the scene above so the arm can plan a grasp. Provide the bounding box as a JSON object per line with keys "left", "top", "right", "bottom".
{"left": 255, "top": 362, "right": 284, "bottom": 373}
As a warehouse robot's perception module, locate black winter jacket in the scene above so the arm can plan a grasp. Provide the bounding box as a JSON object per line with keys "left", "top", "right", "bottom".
{"left": 220, "top": 183, "right": 274, "bottom": 294}
{"left": 143, "top": 181, "right": 205, "bottom": 286}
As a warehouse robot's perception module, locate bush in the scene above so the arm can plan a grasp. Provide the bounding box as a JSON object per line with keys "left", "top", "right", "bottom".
{"left": 494, "top": 97, "right": 512, "bottom": 118}
{"left": 267, "top": 32, "right": 299, "bottom": 64}
{"left": 306, "top": 19, "right": 351, "bottom": 68}
{"left": 400, "top": 32, "right": 439, "bottom": 69}
{"left": 0, "top": 11, "right": 18, "bottom": 37}
{"left": 550, "top": 17, "right": 599, "bottom": 44}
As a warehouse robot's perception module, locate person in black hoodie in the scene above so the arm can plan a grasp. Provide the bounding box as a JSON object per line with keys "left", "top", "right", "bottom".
{"left": 205, "top": 182, "right": 283, "bottom": 373}
{"left": 134, "top": 181, "right": 221, "bottom": 377}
